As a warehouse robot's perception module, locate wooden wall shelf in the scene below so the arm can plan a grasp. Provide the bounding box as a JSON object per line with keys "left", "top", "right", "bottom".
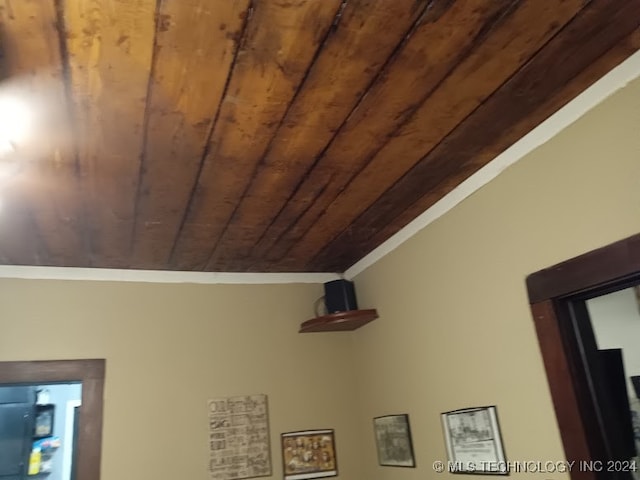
{"left": 299, "top": 309, "right": 378, "bottom": 333}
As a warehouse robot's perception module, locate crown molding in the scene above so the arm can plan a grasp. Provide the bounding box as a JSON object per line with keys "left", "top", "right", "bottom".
{"left": 0, "top": 265, "right": 340, "bottom": 284}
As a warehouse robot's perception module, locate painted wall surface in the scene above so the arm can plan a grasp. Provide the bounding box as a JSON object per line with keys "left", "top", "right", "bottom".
{"left": 587, "top": 287, "right": 640, "bottom": 398}
{"left": 0, "top": 280, "right": 360, "bottom": 480}
{"left": 351, "top": 77, "right": 640, "bottom": 480}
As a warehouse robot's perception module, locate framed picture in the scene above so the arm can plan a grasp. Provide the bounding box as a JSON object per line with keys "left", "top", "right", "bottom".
{"left": 281, "top": 429, "right": 337, "bottom": 480}
{"left": 441, "top": 406, "right": 507, "bottom": 475}
{"left": 373, "top": 414, "right": 416, "bottom": 467}
{"left": 207, "top": 395, "right": 272, "bottom": 480}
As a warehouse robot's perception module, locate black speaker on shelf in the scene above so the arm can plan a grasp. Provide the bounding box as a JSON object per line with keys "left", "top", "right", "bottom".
{"left": 324, "top": 279, "right": 358, "bottom": 314}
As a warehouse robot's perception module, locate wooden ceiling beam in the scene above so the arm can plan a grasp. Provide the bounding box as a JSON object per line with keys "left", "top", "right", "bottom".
{"left": 276, "top": 0, "right": 589, "bottom": 271}
{"left": 129, "top": 0, "right": 251, "bottom": 269}
{"left": 168, "top": 0, "right": 344, "bottom": 270}
{"left": 310, "top": 1, "right": 640, "bottom": 272}
{"left": 63, "top": 0, "right": 157, "bottom": 268}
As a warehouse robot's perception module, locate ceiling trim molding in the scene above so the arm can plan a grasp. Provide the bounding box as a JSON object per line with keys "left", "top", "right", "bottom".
{"left": 344, "top": 49, "right": 640, "bottom": 280}
{"left": 0, "top": 265, "right": 340, "bottom": 284}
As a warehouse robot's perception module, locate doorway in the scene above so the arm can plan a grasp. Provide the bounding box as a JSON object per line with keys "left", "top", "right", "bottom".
{"left": 0, "top": 382, "right": 82, "bottom": 480}
{"left": 0, "top": 360, "right": 104, "bottom": 480}
{"left": 527, "top": 233, "right": 640, "bottom": 480}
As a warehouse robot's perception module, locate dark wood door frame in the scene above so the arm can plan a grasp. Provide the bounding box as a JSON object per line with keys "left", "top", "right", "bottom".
{"left": 527, "top": 233, "right": 640, "bottom": 480}
{"left": 0, "top": 359, "right": 105, "bottom": 480}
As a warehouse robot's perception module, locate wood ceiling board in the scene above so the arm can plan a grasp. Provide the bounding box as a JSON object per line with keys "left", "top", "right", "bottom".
{"left": 63, "top": 0, "right": 157, "bottom": 268}
{"left": 0, "top": 0, "right": 636, "bottom": 274}
{"left": 129, "top": 0, "right": 251, "bottom": 269}
{"left": 0, "top": 0, "right": 89, "bottom": 266}
{"left": 310, "top": 0, "right": 640, "bottom": 271}
{"left": 206, "top": 0, "right": 433, "bottom": 271}
{"left": 0, "top": 187, "right": 48, "bottom": 265}
{"left": 372, "top": 26, "right": 640, "bottom": 264}
{"left": 167, "top": 0, "right": 343, "bottom": 270}
{"left": 250, "top": 0, "right": 527, "bottom": 269}
{"left": 281, "top": 0, "right": 587, "bottom": 270}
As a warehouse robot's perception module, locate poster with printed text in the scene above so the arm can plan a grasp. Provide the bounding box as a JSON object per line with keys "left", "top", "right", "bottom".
{"left": 208, "top": 394, "right": 272, "bottom": 480}
{"left": 441, "top": 406, "right": 507, "bottom": 475}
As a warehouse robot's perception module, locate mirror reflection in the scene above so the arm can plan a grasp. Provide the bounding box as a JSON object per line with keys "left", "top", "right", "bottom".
{"left": 0, "top": 383, "right": 82, "bottom": 480}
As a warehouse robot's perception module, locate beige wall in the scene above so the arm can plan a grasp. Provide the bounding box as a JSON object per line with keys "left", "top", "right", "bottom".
{"left": 352, "top": 77, "right": 640, "bottom": 479}
{"left": 0, "top": 279, "right": 361, "bottom": 480}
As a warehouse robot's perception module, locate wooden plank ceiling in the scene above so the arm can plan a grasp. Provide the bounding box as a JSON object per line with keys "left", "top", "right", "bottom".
{"left": 0, "top": 0, "right": 638, "bottom": 272}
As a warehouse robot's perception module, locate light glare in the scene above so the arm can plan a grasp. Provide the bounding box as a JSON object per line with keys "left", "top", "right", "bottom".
{"left": 0, "top": 95, "right": 33, "bottom": 151}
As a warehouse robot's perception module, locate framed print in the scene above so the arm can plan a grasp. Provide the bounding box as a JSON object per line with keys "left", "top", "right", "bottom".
{"left": 441, "top": 406, "right": 507, "bottom": 475}
{"left": 373, "top": 414, "right": 416, "bottom": 467}
{"left": 207, "top": 395, "right": 272, "bottom": 480}
{"left": 281, "top": 429, "right": 337, "bottom": 480}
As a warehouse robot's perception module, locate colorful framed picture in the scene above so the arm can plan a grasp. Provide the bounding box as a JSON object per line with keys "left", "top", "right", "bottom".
{"left": 373, "top": 414, "right": 416, "bottom": 467}
{"left": 441, "top": 406, "right": 507, "bottom": 475}
{"left": 281, "top": 429, "right": 337, "bottom": 480}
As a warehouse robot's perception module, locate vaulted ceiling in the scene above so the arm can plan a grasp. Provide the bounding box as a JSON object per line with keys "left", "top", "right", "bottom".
{"left": 0, "top": 0, "right": 638, "bottom": 273}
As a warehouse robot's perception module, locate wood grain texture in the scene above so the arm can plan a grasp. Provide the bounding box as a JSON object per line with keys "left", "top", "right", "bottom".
{"left": 0, "top": 358, "right": 105, "bottom": 382}
{"left": 204, "top": 0, "right": 433, "bottom": 271}
{"left": 0, "top": 0, "right": 88, "bottom": 266}
{"left": 527, "top": 231, "right": 640, "bottom": 303}
{"left": 168, "top": 0, "right": 343, "bottom": 270}
{"left": 364, "top": 27, "right": 640, "bottom": 272}
{"left": 249, "top": 0, "right": 521, "bottom": 270}
{"left": 0, "top": 186, "right": 47, "bottom": 264}
{"left": 309, "top": 0, "right": 640, "bottom": 272}
{"left": 281, "top": 0, "right": 588, "bottom": 271}
{"left": 63, "top": 0, "right": 157, "bottom": 267}
{"left": 0, "top": 1, "right": 637, "bottom": 273}
{"left": 129, "top": 0, "right": 251, "bottom": 269}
